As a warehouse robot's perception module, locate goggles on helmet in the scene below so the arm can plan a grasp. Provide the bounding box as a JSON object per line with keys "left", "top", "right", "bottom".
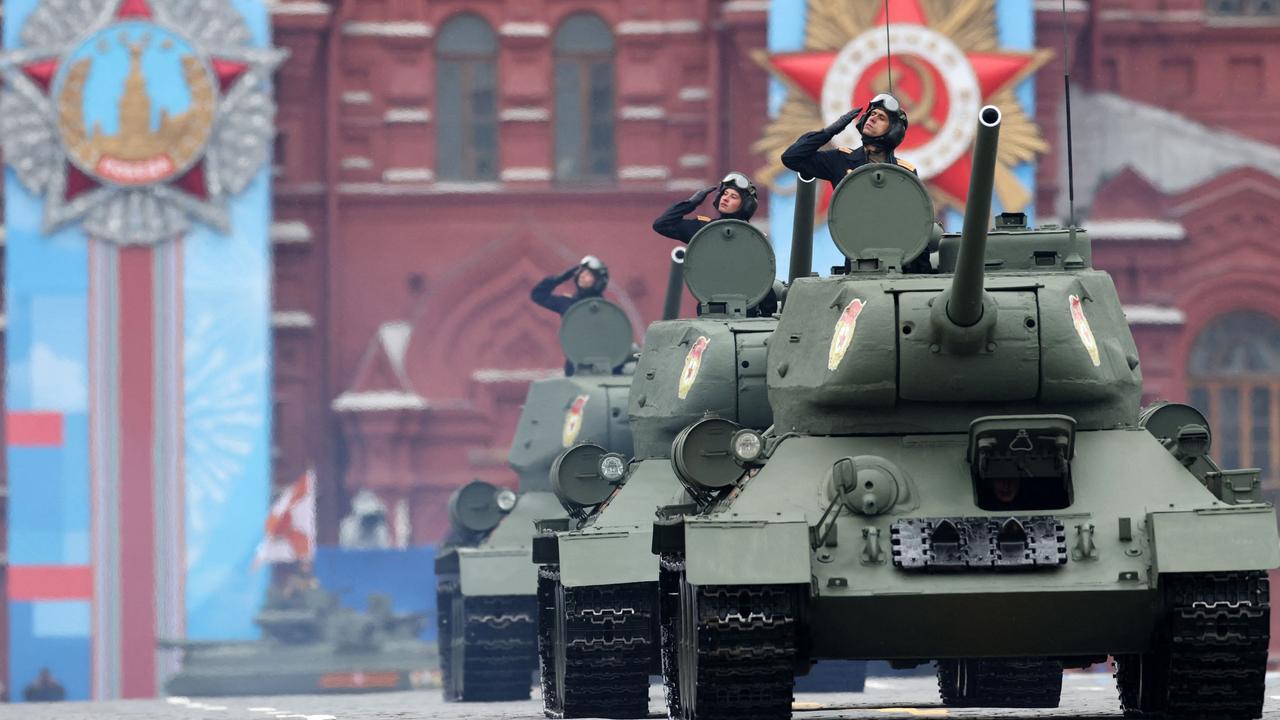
{"left": 868, "top": 93, "right": 902, "bottom": 114}
{"left": 720, "top": 172, "right": 752, "bottom": 191}
{"left": 579, "top": 255, "right": 604, "bottom": 271}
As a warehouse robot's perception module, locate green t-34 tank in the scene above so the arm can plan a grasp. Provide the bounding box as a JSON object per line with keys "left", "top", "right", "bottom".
{"left": 434, "top": 297, "right": 635, "bottom": 702}
{"left": 534, "top": 229, "right": 779, "bottom": 718}
{"left": 654, "top": 106, "right": 1280, "bottom": 720}
{"left": 162, "top": 589, "right": 436, "bottom": 696}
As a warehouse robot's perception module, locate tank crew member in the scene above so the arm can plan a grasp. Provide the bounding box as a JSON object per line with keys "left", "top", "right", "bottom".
{"left": 652, "top": 171, "right": 759, "bottom": 243}
{"left": 781, "top": 93, "right": 915, "bottom": 188}
{"left": 530, "top": 255, "right": 609, "bottom": 316}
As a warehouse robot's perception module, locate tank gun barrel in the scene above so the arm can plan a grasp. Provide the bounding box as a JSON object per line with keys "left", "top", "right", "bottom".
{"left": 788, "top": 174, "right": 817, "bottom": 282}
{"left": 947, "top": 106, "right": 1002, "bottom": 327}
{"left": 662, "top": 246, "right": 687, "bottom": 320}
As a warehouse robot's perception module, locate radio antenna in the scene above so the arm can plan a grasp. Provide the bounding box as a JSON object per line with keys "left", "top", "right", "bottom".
{"left": 884, "top": 0, "right": 894, "bottom": 93}
{"left": 1060, "top": 0, "right": 1076, "bottom": 228}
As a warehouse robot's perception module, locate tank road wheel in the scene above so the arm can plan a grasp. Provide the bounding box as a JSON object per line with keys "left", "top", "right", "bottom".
{"left": 1115, "top": 571, "right": 1270, "bottom": 719}
{"left": 437, "top": 580, "right": 460, "bottom": 701}
{"left": 454, "top": 595, "right": 538, "bottom": 701}
{"left": 538, "top": 566, "right": 561, "bottom": 714}
{"left": 548, "top": 579, "right": 654, "bottom": 718}
{"left": 659, "top": 553, "right": 686, "bottom": 718}
{"left": 675, "top": 571, "right": 802, "bottom": 720}
{"left": 935, "top": 658, "right": 1062, "bottom": 708}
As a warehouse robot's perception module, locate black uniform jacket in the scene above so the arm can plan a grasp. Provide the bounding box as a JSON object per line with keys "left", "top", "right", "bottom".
{"left": 530, "top": 274, "right": 596, "bottom": 315}
{"left": 781, "top": 129, "right": 916, "bottom": 188}
{"left": 652, "top": 198, "right": 715, "bottom": 243}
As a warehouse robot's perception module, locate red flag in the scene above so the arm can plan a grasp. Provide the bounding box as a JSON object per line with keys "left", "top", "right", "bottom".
{"left": 254, "top": 468, "right": 316, "bottom": 567}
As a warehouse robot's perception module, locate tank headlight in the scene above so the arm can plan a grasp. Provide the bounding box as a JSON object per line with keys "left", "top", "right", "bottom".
{"left": 495, "top": 488, "right": 518, "bottom": 512}
{"left": 730, "top": 429, "right": 764, "bottom": 465}
{"left": 598, "top": 453, "right": 628, "bottom": 483}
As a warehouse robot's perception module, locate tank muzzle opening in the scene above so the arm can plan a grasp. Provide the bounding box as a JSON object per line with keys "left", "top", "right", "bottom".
{"left": 671, "top": 247, "right": 686, "bottom": 263}
{"left": 980, "top": 105, "right": 1002, "bottom": 127}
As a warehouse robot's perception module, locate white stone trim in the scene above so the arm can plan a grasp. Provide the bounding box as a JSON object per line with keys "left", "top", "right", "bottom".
{"left": 342, "top": 21, "right": 434, "bottom": 37}
{"left": 678, "top": 86, "right": 709, "bottom": 102}
{"left": 383, "top": 167, "right": 435, "bottom": 183}
{"left": 722, "top": 0, "right": 771, "bottom": 13}
{"left": 341, "top": 156, "right": 374, "bottom": 170}
{"left": 268, "top": 1, "right": 331, "bottom": 16}
{"left": 667, "top": 179, "right": 709, "bottom": 192}
{"left": 1087, "top": 219, "right": 1186, "bottom": 241}
{"left": 385, "top": 107, "right": 432, "bottom": 124}
{"left": 617, "top": 20, "right": 702, "bottom": 35}
{"left": 619, "top": 165, "right": 670, "bottom": 181}
{"left": 271, "top": 220, "right": 313, "bottom": 244}
{"left": 332, "top": 390, "right": 428, "bottom": 413}
{"left": 0, "top": 314, "right": 7, "bottom": 332}
{"left": 341, "top": 90, "right": 373, "bottom": 105}
{"left": 339, "top": 181, "right": 503, "bottom": 195}
{"left": 501, "top": 167, "right": 552, "bottom": 182}
{"left": 679, "top": 154, "right": 710, "bottom": 169}
{"left": 1124, "top": 305, "right": 1186, "bottom": 326}
{"left": 1098, "top": 9, "right": 1202, "bottom": 22}
{"left": 500, "top": 107, "right": 551, "bottom": 122}
{"left": 0, "top": 226, "right": 7, "bottom": 245}
{"left": 472, "top": 368, "right": 563, "bottom": 383}
{"left": 1034, "top": 0, "right": 1088, "bottom": 11}
{"left": 272, "top": 311, "right": 316, "bottom": 329}
{"left": 619, "top": 105, "right": 666, "bottom": 120}
{"left": 499, "top": 21, "right": 550, "bottom": 37}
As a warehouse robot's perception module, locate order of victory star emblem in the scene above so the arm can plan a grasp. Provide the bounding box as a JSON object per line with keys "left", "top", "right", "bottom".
{"left": 0, "top": 0, "right": 285, "bottom": 245}
{"left": 755, "top": 0, "right": 1051, "bottom": 215}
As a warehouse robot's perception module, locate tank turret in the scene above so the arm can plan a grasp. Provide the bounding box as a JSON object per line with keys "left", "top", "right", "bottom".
{"left": 768, "top": 105, "right": 1141, "bottom": 435}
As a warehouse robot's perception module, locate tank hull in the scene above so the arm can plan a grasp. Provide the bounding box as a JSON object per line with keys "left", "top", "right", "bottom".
{"left": 164, "top": 643, "right": 437, "bottom": 696}
{"left": 673, "top": 430, "right": 1280, "bottom": 661}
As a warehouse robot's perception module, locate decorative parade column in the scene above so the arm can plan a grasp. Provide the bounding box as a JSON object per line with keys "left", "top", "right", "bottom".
{"left": 1, "top": 0, "right": 283, "bottom": 699}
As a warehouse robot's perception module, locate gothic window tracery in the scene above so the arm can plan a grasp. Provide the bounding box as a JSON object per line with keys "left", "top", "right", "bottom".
{"left": 1188, "top": 311, "right": 1280, "bottom": 485}
{"left": 436, "top": 14, "right": 498, "bottom": 181}
{"left": 553, "top": 13, "right": 615, "bottom": 183}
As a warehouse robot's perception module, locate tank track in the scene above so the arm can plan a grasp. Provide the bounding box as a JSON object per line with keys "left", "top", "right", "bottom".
{"left": 1115, "top": 571, "right": 1269, "bottom": 719}
{"left": 935, "top": 657, "right": 1062, "bottom": 708}
{"left": 676, "top": 574, "right": 801, "bottom": 720}
{"left": 659, "top": 553, "right": 685, "bottom": 718}
{"left": 548, "top": 579, "right": 655, "bottom": 718}
{"left": 436, "top": 579, "right": 458, "bottom": 699}
{"left": 538, "top": 565, "right": 560, "bottom": 713}
{"left": 440, "top": 583, "right": 537, "bottom": 702}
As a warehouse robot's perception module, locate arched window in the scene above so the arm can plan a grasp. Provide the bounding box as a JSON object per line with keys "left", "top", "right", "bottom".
{"left": 1187, "top": 311, "right": 1280, "bottom": 482}
{"left": 553, "top": 13, "right": 615, "bottom": 182}
{"left": 436, "top": 14, "right": 498, "bottom": 181}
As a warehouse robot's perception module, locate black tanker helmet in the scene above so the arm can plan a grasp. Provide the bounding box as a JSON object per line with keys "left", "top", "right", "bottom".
{"left": 576, "top": 255, "right": 609, "bottom": 296}
{"left": 856, "top": 93, "right": 909, "bottom": 152}
{"left": 714, "top": 171, "right": 759, "bottom": 221}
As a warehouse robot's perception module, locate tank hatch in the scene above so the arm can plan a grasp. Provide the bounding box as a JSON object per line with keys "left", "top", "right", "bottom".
{"left": 684, "top": 219, "right": 776, "bottom": 317}
{"left": 828, "top": 163, "right": 935, "bottom": 271}
{"left": 560, "top": 298, "right": 634, "bottom": 374}
{"left": 448, "top": 480, "right": 513, "bottom": 534}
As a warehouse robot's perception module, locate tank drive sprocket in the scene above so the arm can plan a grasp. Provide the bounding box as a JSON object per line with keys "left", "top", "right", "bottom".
{"left": 674, "top": 573, "right": 802, "bottom": 720}
{"left": 440, "top": 585, "right": 537, "bottom": 702}
{"left": 1115, "top": 571, "right": 1269, "bottom": 719}
{"left": 935, "top": 657, "right": 1063, "bottom": 708}
{"left": 546, "top": 577, "right": 655, "bottom": 718}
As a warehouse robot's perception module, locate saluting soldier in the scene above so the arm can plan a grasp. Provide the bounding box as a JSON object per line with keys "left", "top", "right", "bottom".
{"left": 652, "top": 171, "right": 759, "bottom": 243}
{"left": 781, "top": 93, "right": 915, "bottom": 186}
{"left": 530, "top": 255, "right": 609, "bottom": 316}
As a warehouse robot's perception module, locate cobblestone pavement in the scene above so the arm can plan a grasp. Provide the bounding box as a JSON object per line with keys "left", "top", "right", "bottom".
{"left": 5, "top": 673, "right": 1280, "bottom": 720}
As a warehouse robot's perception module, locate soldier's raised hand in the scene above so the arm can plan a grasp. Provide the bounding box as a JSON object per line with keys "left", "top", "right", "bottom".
{"left": 688, "top": 186, "right": 717, "bottom": 204}
{"left": 824, "top": 107, "right": 863, "bottom": 136}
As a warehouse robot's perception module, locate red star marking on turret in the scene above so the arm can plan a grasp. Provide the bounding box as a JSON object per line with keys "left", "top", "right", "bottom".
{"left": 768, "top": 0, "right": 1038, "bottom": 208}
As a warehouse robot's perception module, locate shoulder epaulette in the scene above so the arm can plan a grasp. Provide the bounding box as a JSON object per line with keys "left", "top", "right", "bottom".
{"left": 838, "top": 146, "right": 854, "bottom": 154}
{"left": 896, "top": 158, "right": 916, "bottom": 172}
{"left": 696, "top": 215, "right": 712, "bottom": 222}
